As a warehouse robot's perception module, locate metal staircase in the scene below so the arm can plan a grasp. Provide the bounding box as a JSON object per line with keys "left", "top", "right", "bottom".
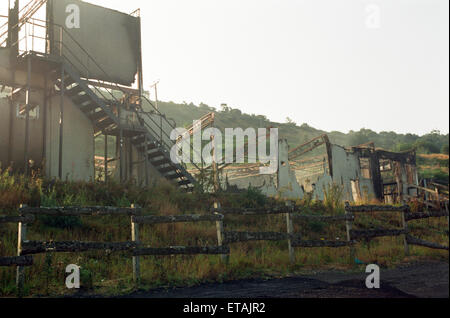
{"left": 57, "top": 59, "right": 197, "bottom": 189}
{"left": 12, "top": 14, "right": 198, "bottom": 190}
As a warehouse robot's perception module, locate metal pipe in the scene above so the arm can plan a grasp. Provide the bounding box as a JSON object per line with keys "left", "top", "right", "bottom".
{"left": 24, "top": 55, "right": 31, "bottom": 176}
{"left": 104, "top": 133, "right": 108, "bottom": 183}
{"left": 58, "top": 66, "right": 64, "bottom": 179}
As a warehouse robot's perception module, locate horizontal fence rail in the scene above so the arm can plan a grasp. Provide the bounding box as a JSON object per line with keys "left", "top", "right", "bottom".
{"left": 134, "top": 246, "right": 230, "bottom": 256}
{"left": 0, "top": 214, "right": 35, "bottom": 224}
{"left": 132, "top": 214, "right": 223, "bottom": 225}
{"left": 291, "top": 239, "right": 355, "bottom": 248}
{"left": 21, "top": 241, "right": 138, "bottom": 255}
{"left": 350, "top": 228, "right": 408, "bottom": 240}
{"left": 405, "top": 211, "right": 449, "bottom": 222}
{"left": 223, "top": 231, "right": 294, "bottom": 244}
{"left": 405, "top": 235, "right": 449, "bottom": 251}
{"left": 211, "top": 206, "right": 292, "bottom": 215}
{"left": 19, "top": 206, "right": 142, "bottom": 216}
{"left": 344, "top": 204, "right": 409, "bottom": 213}
{"left": 291, "top": 214, "right": 355, "bottom": 222}
{"left": 0, "top": 256, "right": 33, "bottom": 267}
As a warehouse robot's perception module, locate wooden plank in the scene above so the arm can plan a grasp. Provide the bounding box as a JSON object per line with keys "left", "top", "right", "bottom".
{"left": 406, "top": 235, "right": 449, "bottom": 250}
{"left": 405, "top": 211, "right": 449, "bottom": 222}
{"left": 0, "top": 214, "right": 35, "bottom": 224}
{"left": 132, "top": 214, "right": 223, "bottom": 225}
{"left": 21, "top": 241, "right": 137, "bottom": 255}
{"left": 131, "top": 204, "right": 140, "bottom": 285}
{"left": 133, "top": 246, "right": 230, "bottom": 256}
{"left": 345, "top": 204, "right": 409, "bottom": 213}
{"left": 285, "top": 201, "right": 295, "bottom": 264}
{"left": 345, "top": 203, "right": 355, "bottom": 264}
{"left": 401, "top": 206, "right": 409, "bottom": 256}
{"left": 350, "top": 228, "right": 407, "bottom": 240}
{"left": 212, "top": 206, "right": 292, "bottom": 215}
{"left": 223, "top": 231, "right": 296, "bottom": 244}
{"left": 291, "top": 214, "right": 354, "bottom": 222}
{"left": 16, "top": 205, "right": 27, "bottom": 296}
{"left": 214, "top": 202, "right": 229, "bottom": 264}
{"left": 19, "top": 206, "right": 142, "bottom": 216}
{"left": 407, "top": 184, "right": 440, "bottom": 195}
{"left": 291, "top": 240, "right": 355, "bottom": 248}
{"left": 0, "top": 256, "right": 33, "bottom": 267}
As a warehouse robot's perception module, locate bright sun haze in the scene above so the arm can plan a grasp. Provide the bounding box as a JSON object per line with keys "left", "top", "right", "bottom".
{"left": 3, "top": 0, "right": 448, "bottom": 135}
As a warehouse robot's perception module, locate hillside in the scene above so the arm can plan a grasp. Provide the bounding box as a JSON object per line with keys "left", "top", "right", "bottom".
{"left": 151, "top": 100, "right": 449, "bottom": 153}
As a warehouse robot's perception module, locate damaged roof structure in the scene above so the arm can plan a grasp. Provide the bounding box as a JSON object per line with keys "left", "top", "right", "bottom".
{"left": 220, "top": 134, "right": 419, "bottom": 203}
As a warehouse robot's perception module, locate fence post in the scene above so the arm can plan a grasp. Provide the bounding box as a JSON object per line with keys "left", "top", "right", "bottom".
{"left": 16, "top": 204, "right": 28, "bottom": 296}
{"left": 401, "top": 203, "right": 410, "bottom": 256}
{"left": 214, "top": 201, "right": 228, "bottom": 264}
{"left": 285, "top": 201, "right": 295, "bottom": 264}
{"left": 131, "top": 204, "right": 140, "bottom": 286}
{"left": 344, "top": 202, "right": 355, "bottom": 265}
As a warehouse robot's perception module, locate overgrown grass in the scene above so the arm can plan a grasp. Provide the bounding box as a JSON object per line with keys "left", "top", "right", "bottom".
{"left": 0, "top": 171, "right": 448, "bottom": 297}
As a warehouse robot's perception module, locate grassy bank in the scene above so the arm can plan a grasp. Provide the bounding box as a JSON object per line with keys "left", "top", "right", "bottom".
{"left": 0, "top": 170, "right": 448, "bottom": 297}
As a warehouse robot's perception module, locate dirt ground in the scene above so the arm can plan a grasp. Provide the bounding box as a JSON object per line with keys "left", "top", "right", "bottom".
{"left": 124, "top": 260, "right": 448, "bottom": 298}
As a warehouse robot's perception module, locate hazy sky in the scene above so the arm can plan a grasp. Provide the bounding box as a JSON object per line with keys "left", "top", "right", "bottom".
{"left": 2, "top": 0, "right": 449, "bottom": 135}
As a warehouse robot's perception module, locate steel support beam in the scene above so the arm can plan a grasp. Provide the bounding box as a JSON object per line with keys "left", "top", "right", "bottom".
{"left": 58, "top": 66, "right": 64, "bottom": 179}
{"left": 24, "top": 55, "right": 31, "bottom": 176}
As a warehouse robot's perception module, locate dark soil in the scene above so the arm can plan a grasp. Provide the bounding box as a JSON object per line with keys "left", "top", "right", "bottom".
{"left": 123, "top": 260, "right": 448, "bottom": 298}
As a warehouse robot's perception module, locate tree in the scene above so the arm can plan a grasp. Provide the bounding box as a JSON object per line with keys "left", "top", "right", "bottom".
{"left": 395, "top": 143, "right": 415, "bottom": 152}
{"left": 441, "top": 144, "right": 449, "bottom": 155}
{"left": 286, "top": 117, "right": 295, "bottom": 125}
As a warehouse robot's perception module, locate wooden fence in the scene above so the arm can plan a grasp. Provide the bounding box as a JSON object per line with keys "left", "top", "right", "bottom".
{"left": 1, "top": 200, "right": 448, "bottom": 295}
{"left": 0, "top": 204, "right": 228, "bottom": 294}
{"left": 344, "top": 201, "right": 449, "bottom": 258}
{"left": 212, "top": 201, "right": 356, "bottom": 265}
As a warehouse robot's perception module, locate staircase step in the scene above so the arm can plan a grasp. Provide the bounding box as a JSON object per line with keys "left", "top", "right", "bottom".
{"left": 178, "top": 179, "right": 192, "bottom": 186}
{"left": 166, "top": 173, "right": 182, "bottom": 180}
{"left": 152, "top": 158, "right": 171, "bottom": 167}
{"left": 90, "top": 110, "right": 108, "bottom": 122}
{"left": 147, "top": 151, "right": 165, "bottom": 160}
{"left": 73, "top": 94, "right": 92, "bottom": 105}
{"left": 97, "top": 118, "right": 115, "bottom": 129}
{"left": 67, "top": 85, "right": 84, "bottom": 96}
{"left": 63, "top": 76, "right": 75, "bottom": 87}
{"left": 157, "top": 166, "right": 177, "bottom": 174}
{"left": 132, "top": 134, "right": 156, "bottom": 145}
{"left": 55, "top": 76, "right": 75, "bottom": 88}
{"left": 137, "top": 142, "right": 158, "bottom": 152}
{"left": 81, "top": 102, "right": 99, "bottom": 113}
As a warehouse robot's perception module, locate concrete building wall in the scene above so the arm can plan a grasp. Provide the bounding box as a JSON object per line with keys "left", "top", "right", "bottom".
{"left": 0, "top": 97, "right": 12, "bottom": 167}
{"left": 108, "top": 138, "right": 165, "bottom": 186}
{"left": 328, "top": 145, "right": 375, "bottom": 202}
{"left": 0, "top": 48, "right": 47, "bottom": 89}
{"left": 221, "top": 139, "right": 304, "bottom": 199}
{"left": 0, "top": 91, "right": 45, "bottom": 171}
{"left": 277, "top": 139, "right": 305, "bottom": 199}
{"left": 44, "top": 94, "right": 95, "bottom": 181}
